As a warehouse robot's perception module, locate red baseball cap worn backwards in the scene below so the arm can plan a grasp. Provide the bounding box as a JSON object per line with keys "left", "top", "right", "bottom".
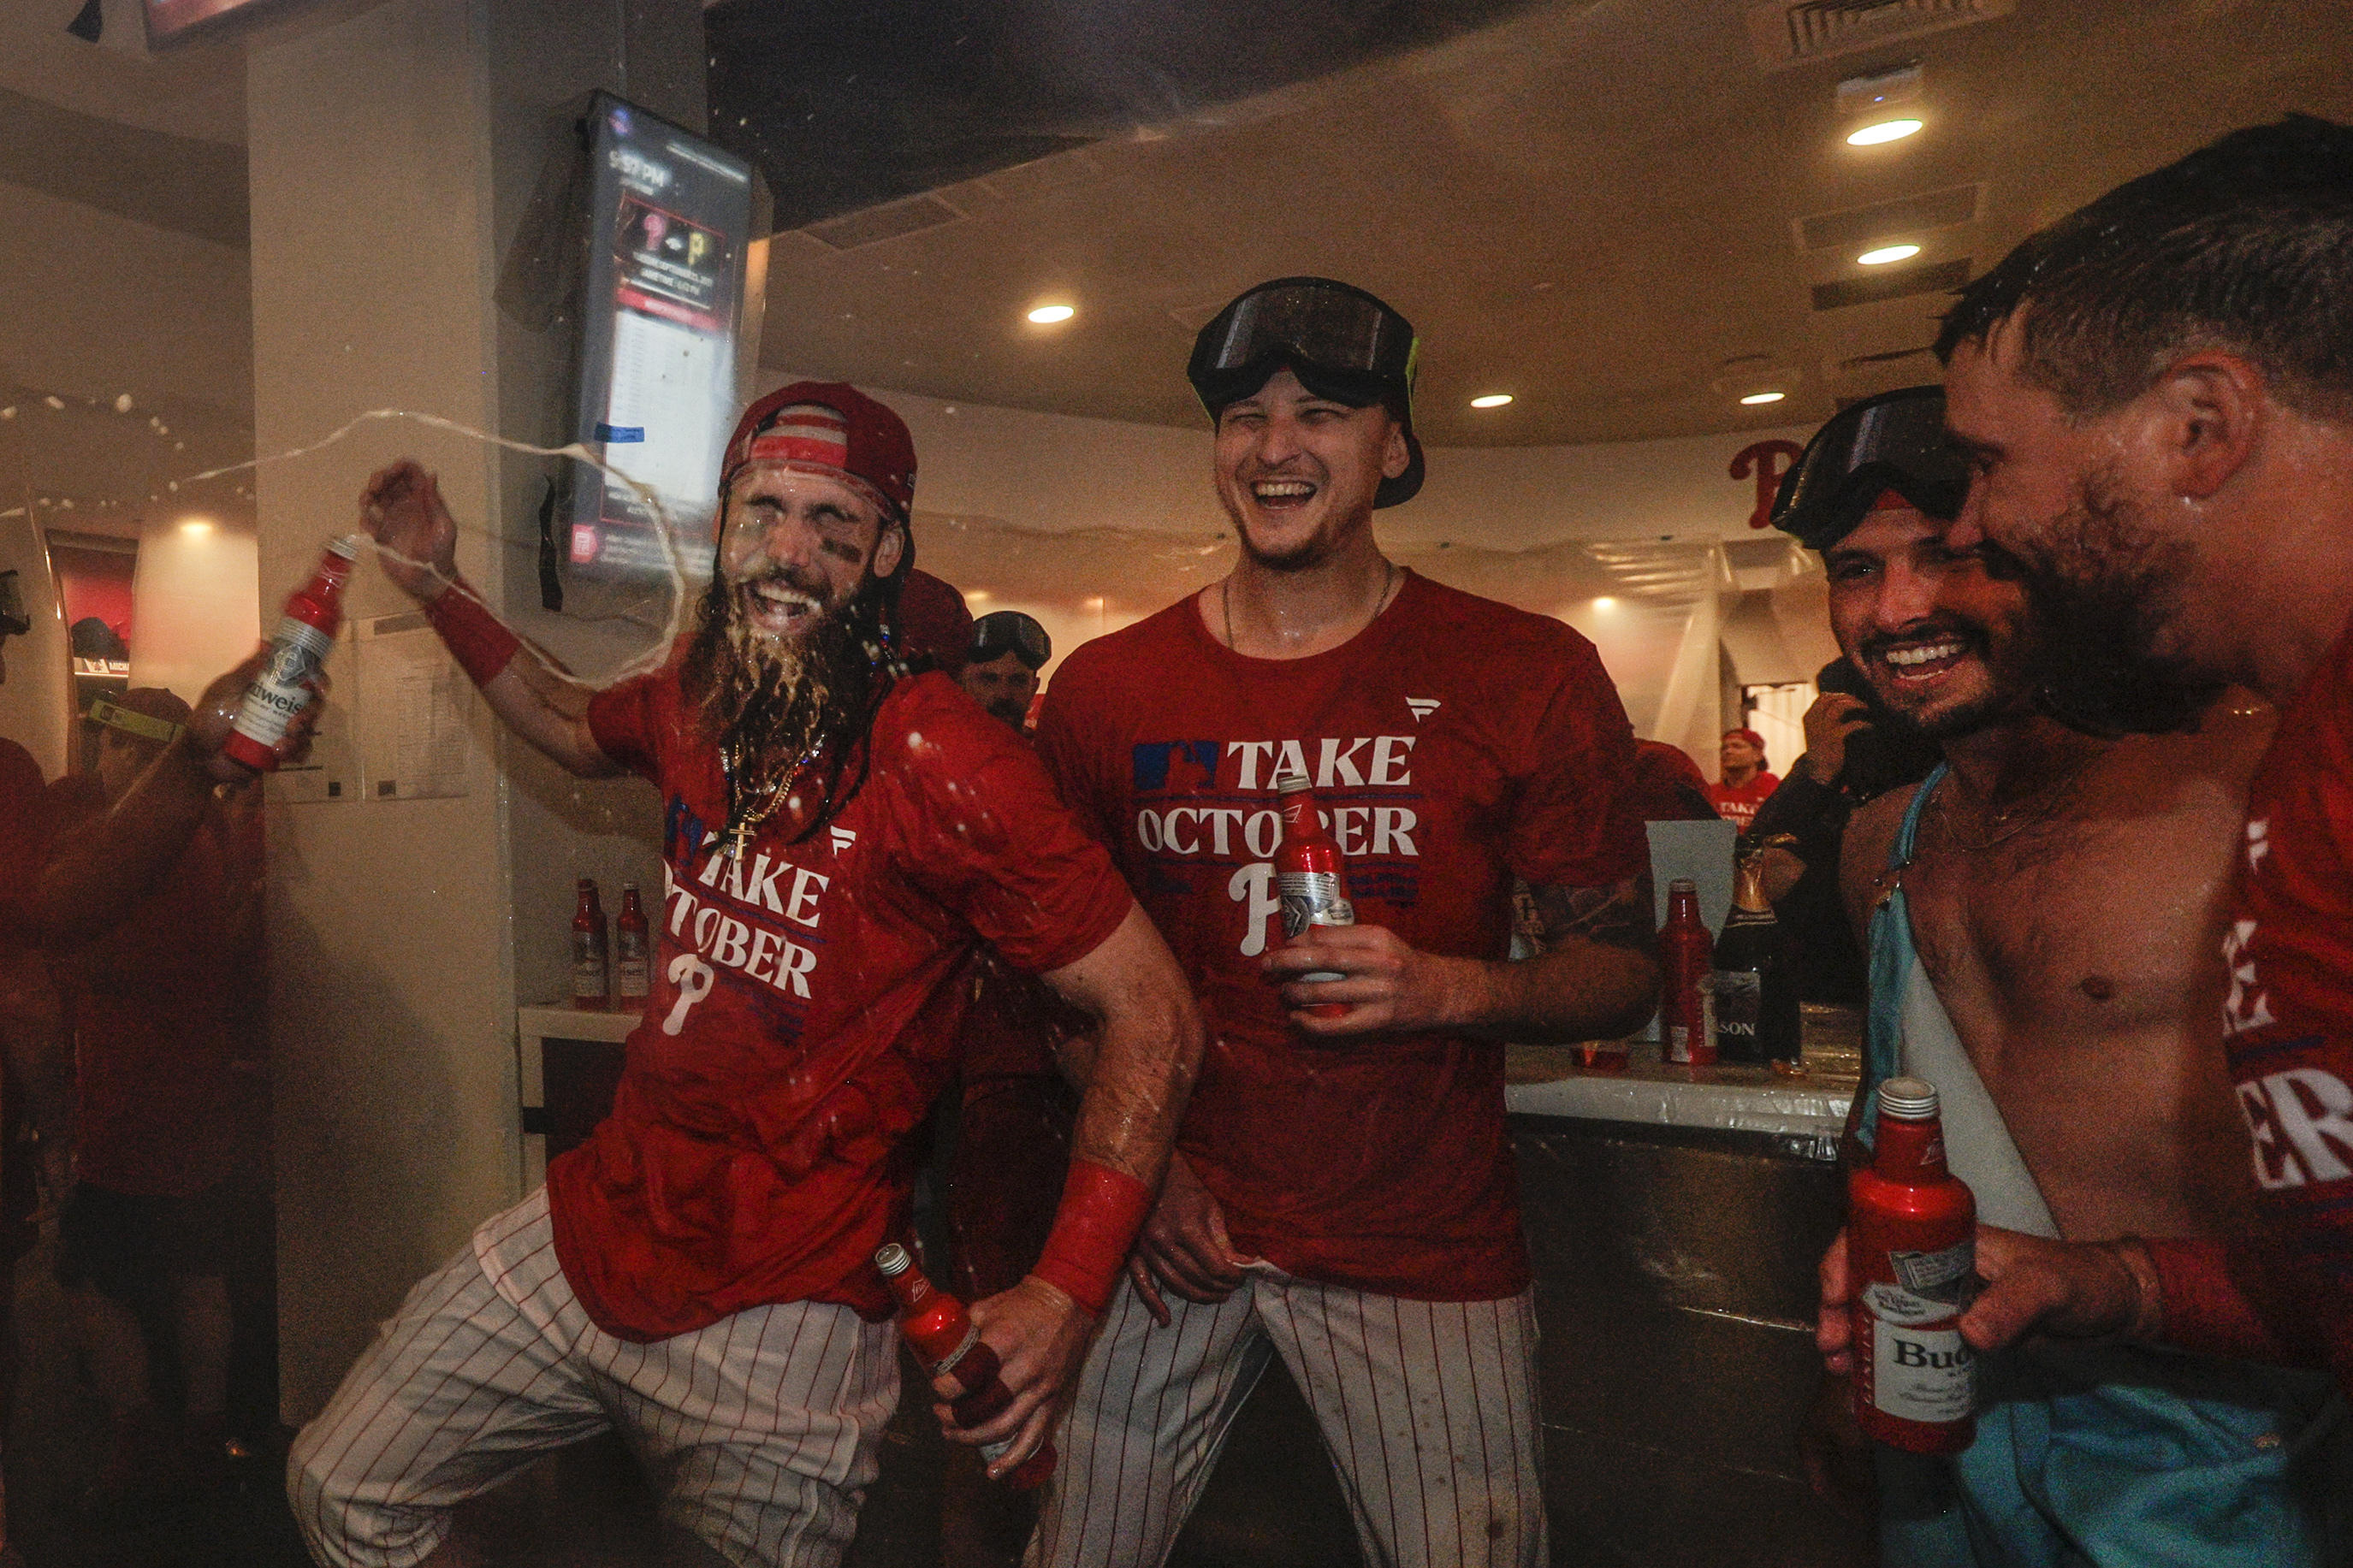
{"left": 720, "top": 381, "right": 917, "bottom": 524}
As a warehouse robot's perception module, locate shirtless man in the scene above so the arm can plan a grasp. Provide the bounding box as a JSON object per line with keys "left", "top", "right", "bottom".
{"left": 1785, "top": 389, "right": 2343, "bottom": 1564}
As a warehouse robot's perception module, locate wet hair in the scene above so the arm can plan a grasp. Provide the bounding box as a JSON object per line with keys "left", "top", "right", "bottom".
{"left": 1935, "top": 115, "right": 2353, "bottom": 422}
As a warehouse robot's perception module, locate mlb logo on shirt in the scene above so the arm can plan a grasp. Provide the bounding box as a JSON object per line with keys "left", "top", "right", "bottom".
{"left": 1133, "top": 740, "right": 1221, "bottom": 793}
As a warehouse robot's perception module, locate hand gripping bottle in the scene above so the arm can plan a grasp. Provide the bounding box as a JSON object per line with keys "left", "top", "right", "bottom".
{"left": 874, "top": 1243, "right": 1056, "bottom": 1488}
{"left": 1849, "top": 1076, "right": 1977, "bottom": 1453}
{"left": 570, "top": 879, "right": 611, "bottom": 1010}
{"left": 222, "top": 535, "right": 363, "bottom": 772}
{"left": 614, "top": 883, "right": 650, "bottom": 1008}
{"left": 1659, "top": 878, "right": 1716, "bottom": 1066}
{"left": 1272, "top": 772, "right": 1355, "bottom": 1019}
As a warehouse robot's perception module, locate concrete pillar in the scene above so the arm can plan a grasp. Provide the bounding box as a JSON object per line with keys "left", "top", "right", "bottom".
{"left": 246, "top": 0, "right": 702, "bottom": 1422}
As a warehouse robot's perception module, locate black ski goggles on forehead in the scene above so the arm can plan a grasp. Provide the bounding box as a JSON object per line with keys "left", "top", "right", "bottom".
{"left": 1187, "top": 277, "right": 1419, "bottom": 414}
{"left": 1770, "top": 385, "right": 1971, "bottom": 551}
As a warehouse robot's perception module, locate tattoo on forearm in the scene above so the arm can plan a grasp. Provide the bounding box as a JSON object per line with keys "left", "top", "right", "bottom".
{"left": 1532, "top": 873, "right": 1657, "bottom": 957}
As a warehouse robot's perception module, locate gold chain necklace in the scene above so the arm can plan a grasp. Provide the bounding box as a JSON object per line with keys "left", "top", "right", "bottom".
{"left": 1935, "top": 751, "right": 2101, "bottom": 853}
{"left": 1222, "top": 561, "right": 1401, "bottom": 652}
{"left": 719, "top": 736, "right": 821, "bottom": 863}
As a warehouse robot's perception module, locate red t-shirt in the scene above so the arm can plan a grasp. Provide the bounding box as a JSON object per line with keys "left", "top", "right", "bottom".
{"left": 2207, "top": 620, "right": 2353, "bottom": 1391}
{"left": 1036, "top": 571, "right": 1645, "bottom": 1300}
{"left": 1705, "top": 772, "right": 1780, "bottom": 831}
{"left": 48, "top": 774, "right": 242, "bottom": 1198}
{"left": 0, "top": 739, "right": 49, "bottom": 951}
{"left": 562, "top": 663, "right": 1131, "bottom": 1340}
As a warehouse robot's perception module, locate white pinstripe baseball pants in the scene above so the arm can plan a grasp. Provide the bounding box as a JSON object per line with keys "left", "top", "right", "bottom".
{"left": 1028, "top": 1265, "right": 1546, "bottom": 1568}
{"left": 287, "top": 1188, "right": 898, "bottom": 1568}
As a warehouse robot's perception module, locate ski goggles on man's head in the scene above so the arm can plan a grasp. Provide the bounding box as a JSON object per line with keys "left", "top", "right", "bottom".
{"left": 1188, "top": 277, "right": 1425, "bottom": 507}
{"left": 1770, "top": 385, "right": 1971, "bottom": 551}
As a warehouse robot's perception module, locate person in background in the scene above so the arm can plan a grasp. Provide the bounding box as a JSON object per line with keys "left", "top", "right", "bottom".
{"left": 960, "top": 611, "right": 1051, "bottom": 732}
{"left": 1747, "top": 664, "right": 1939, "bottom": 1005}
{"left": 899, "top": 566, "right": 976, "bottom": 677}
{"left": 302, "top": 382, "right": 1203, "bottom": 1568}
{"left": 1630, "top": 738, "right": 1719, "bottom": 823}
{"left": 1032, "top": 276, "right": 1657, "bottom": 1567}
{"left": 47, "top": 689, "right": 261, "bottom": 1514}
{"left": 1786, "top": 388, "right": 2344, "bottom": 1563}
{"left": 1707, "top": 726, "right": 1779, "bottom": 831}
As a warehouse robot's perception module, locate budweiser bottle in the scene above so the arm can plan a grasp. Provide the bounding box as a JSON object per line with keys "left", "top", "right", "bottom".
{"left": 874, "top": 1243, "right": 1056, "bottom": 1488}
{"left": 1712, "top": 849, "right": 1801, "bottom": 1068}
{"left": 613, "top": 883, "right": 650, "bottom": 1007}
{"left": 1272, "top": 772, "right": 1355, "bottom": 1019}
{"left": 1660, "top": 878, "right": 1715, "bottom": 1066}
{"left": 222, "top": 535, "right": 362, "bottom": 772}
{"left": 1848, "top": 1077, "right": 1977, "bottom": 1453}
{"left": 570, "top": 879, "right": 610, "bottom": 1010}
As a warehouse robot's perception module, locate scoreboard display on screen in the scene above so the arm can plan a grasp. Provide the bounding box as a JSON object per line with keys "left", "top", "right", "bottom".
{"left": 567, "top": 95, "right": 758, "bottom": 582}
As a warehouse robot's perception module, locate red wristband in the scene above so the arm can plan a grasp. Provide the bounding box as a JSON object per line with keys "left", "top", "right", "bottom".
{"left": 424, "top": 578, "right": 523, "bottom": 689}
{"left": 2145, "top": 1237, "right": 2285, "bottom": 1362}
{"left": 1030, "top": 1158, "right": 1153, "bottom": 1316}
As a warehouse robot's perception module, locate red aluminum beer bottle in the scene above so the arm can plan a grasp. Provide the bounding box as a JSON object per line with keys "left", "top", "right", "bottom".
{"left": 222, "top": 534, "right": 363, "bottom": 772}
{"left": 1660, "top": 878, "right": 1716, "bottom": 1066}
{"left": 570, "top": 879, "right": 610, "bottom": 1010}
{"left": 1848, "top": 1076, "right": 1977, "bottom": 1453}
{"left": 1272, "top": 772, "right": 1355, "bottom": 1020}
{"left": 874, "top": 1243, "right": 1057, "bottom": 1488}
{"left": 613, "top": 882, "right": 650, "bottom": 1008}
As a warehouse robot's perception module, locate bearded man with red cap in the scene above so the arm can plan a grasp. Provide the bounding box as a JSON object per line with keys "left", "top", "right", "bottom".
{"left": 294, "top": 385, "right": 1203, "bottom": 1568}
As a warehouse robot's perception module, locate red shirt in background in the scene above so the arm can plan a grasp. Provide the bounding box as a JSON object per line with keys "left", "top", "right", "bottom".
{"left": 1037, "top": 571, "right": 1645, "bottom": 1302}
{"left": 564, "top": 663, "right": 1130, "bottom": 1340}
{"left": 1707, "top": 771, "right": 1781, "bottom": 831}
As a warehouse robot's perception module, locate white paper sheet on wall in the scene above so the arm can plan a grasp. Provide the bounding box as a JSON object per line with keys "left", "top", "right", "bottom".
{"left": 355, "top": 612, "right": 471, "bottom": 801}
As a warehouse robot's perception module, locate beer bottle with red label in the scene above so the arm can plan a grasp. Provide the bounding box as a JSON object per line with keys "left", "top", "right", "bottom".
{"left": 222, "top": 535, "right": 362, "bottom": 773}
{"left": 874, "top": 1243, "right": 1056, "bottom": 1488}
{"left": 1660, "top": 878, "right": 1716, "bottom": 1066}
{"left": 570, "top": 879, "right": 610, "bottom": 1010}
{"left": 1849, "top": 1076, "right": 1977, "bottom": 1453}
{"left": 614, "top": 882, "right": 650, "bottom": 1008}
{"left": 1273, "top": 772, "right": 1355, "bottom": 1020}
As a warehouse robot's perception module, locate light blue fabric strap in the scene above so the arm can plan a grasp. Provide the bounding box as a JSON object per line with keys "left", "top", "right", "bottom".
{"left": 1858, "top": 763, "right": 1949, "bottom": 1150}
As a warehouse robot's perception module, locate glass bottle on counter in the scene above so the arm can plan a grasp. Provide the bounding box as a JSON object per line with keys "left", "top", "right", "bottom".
{"left": 613, "top": 883, "right": 650, "bottom": 1008}
{"left": 570, "top": 878, "right": 610, "bottom": 1010}
{"left": 1660, "top": 877, "right": 1716, "bottom": 1066}
{"left": 1848, "top": 1076, "right": 1977, "bottom": 1453}
{"left": 1713, "top": 847, "right": 1802, "bottom": 1069}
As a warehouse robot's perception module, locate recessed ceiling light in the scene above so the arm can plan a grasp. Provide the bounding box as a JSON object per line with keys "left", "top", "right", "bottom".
{"left": 1858, "top": 244, "right": 1922, "bottom": 266}
{"left": 1592, "top": 596, "right": 1617, "bottom": 610}
{"left": 1740, "top": 391, "right": 1787, "bottom": 406}
{"left": 180, "top": 518, "right": 214, "bottom": 536}
{"left": 1469, "top": 393, "right": 1514, "bottom": 409}
{"left": 1027, "top": 304, "right": 1076, "bottom": 324}
{"left": 1847, "top": 118, "right": 1923, "bottom": 146}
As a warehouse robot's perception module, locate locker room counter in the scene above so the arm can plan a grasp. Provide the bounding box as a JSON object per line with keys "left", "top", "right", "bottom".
{"left": 1504, "top": 1003, "right": 1863, "bottom": 1158}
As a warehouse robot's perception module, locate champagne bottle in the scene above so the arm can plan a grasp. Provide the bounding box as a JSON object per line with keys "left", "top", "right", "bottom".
{"left": 1712, "top": 849, "right": 1801, "bottom": 1068}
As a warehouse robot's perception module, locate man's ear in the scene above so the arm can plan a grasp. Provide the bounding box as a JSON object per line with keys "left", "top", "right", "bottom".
{"left": 872, "top": 520, "right": 906, "bottom": 580}
{"left": 1382, "top": 421, "right": 1410, "bottom": 482}
{"left": 2145, "top": 350, "right": 2266, "bottom": 500}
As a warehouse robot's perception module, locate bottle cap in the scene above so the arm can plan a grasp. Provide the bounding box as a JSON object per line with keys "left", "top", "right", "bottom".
{"left": 1669, "top": 877, "right": 1697, "bottom": 893}
{"left": 327, "top": 533, "right": 365, "bottom": 561}
{"left": 1878, "top": 1076, "right": 1940, "bottom": 1121}
{"left": 874, "top": 1242, "right": 912, "bottom": 1277}
{"left": 1272, "top": 772, "right": 1310, "bottom": 795}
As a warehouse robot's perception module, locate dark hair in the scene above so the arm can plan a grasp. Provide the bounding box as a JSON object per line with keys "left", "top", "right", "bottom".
{"left": 1935, "top": 114, "right": 2353, "bottom": 421}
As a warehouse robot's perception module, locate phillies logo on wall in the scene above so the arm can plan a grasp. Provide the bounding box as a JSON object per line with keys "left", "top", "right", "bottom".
{"left": 1731, "top": 440, "right": 1805, "bottom": 530}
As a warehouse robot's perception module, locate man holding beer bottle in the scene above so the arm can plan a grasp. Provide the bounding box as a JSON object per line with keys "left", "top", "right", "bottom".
{"left": 1787, "top": 388, "right": 2345, "bottom": 1560}
{"left": 294, "top": 384, "right": 1204, "bottom": 1568}
{"left": 1031, "top": 278, "right": 1657, "bottom": 1567}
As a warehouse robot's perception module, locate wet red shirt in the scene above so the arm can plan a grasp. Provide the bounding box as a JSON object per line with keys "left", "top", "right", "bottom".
{"left": 2208, "top": 621, "right": 2353, "bottom": 1390}
{"left": 1037, "top": 571, "right": 1645, "bottom": 1300}
{"left": 561, "top": 664, "right": 1131, "bottom": 1340}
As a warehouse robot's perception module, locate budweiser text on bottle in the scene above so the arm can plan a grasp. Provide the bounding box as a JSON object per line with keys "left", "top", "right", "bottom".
{"left": 874, "top": 1244, "right": 1056, "bottom": 1488}
{"left": 1660, "top": 877, "right": 1716, "bottom": 1066}
{"left": 571, "top": 879, "right": 610, "bottom": 1010}
{"left": 614, "top": 882, "right": 650, "bottom": 1005}
{"left": 1848, "top": 1076, "right": 1977, "bottom": 1453}
{"left": 1272, "top": 772, "right": 1355, "bottom": 1020}
{"left": 222, "top": 535, "right": 363, "bottom": 773}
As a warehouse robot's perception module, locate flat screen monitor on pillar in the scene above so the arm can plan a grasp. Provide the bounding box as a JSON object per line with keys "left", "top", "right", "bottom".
{"left": 568, "top": 93, "right": 758, "bottom": 584}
